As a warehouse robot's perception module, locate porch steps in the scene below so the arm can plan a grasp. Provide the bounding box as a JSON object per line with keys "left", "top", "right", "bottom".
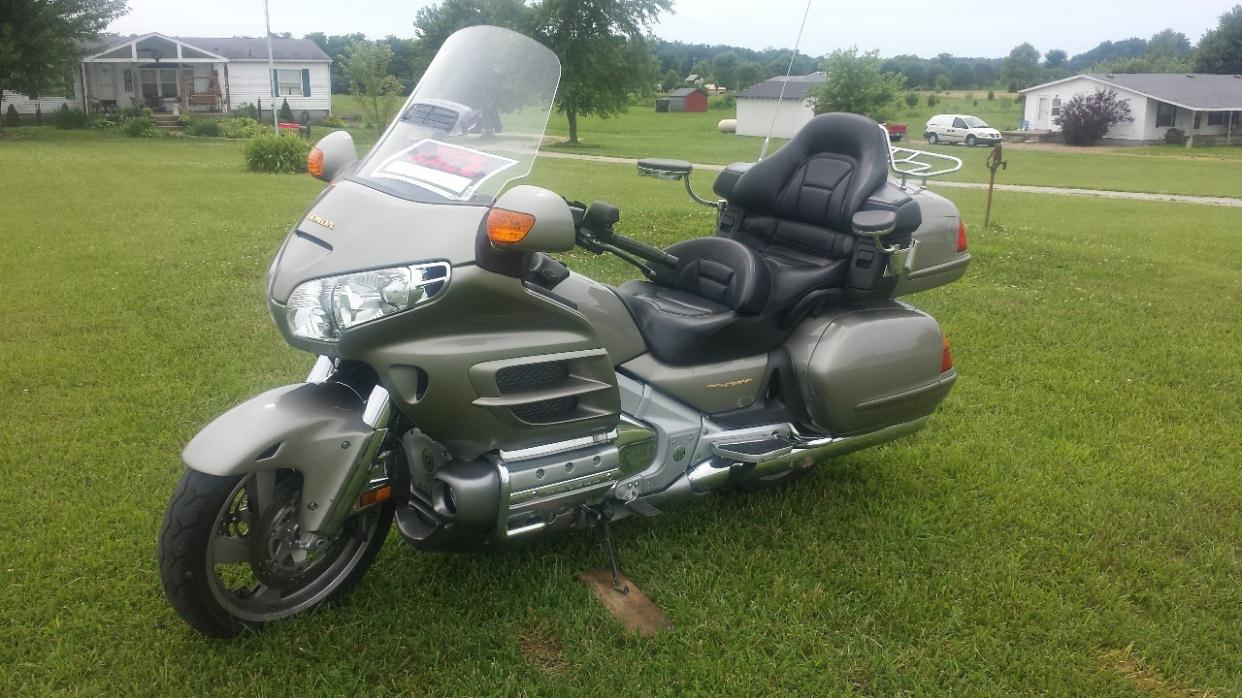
{"left": 151, "top": 114, "right": 184, "bottom": 133}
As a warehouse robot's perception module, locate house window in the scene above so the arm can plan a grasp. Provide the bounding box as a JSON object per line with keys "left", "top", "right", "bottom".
{"left": 276, "top": 69, "right": 303, "bottom": 96}
{"left": 160, "top": 69, "right": 179, "bottom": 98}
{"left": 1207, "top": 111, "right": 1228, "bottom": 127}
{"left": 1050, "top": 96, "right": 1061, "bottom": 117}
{"left": 141, "top": 69, "right": 158, "bottom": 98}
{"left": 123, "top": 69, "right": 134, "bottom": 93}
{"left": 1155, "top": 101, "right": 1177, "bottom": 128}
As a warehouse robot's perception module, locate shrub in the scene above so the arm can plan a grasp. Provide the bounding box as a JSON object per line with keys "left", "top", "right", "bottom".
{"left": 184, "top": 118, "right": 222, "bottom": 137}
{"left": 120, "top": 105, "right": 152, "bottom": 120}
{"left": 53, "top": 105, "right": 91, "bottom": 129}
{"left": 926, "top": 94, "right": 938, "bottom": 107}
{"left": 221, "top": 117, "right": 267, "bottom": 139}
{"left": 987, "top": 90, "right": 995, "bottom": 101}
{"left": 1007, "top": 81, "right": 1019, "bottom": 93}
{"left": 233, "top": 103, "right": 260, "bottom": 120}
{"left": 1164, "top": 127, "right": 1187, "bottom": 145}
{"left": 904, "top": 92, "right": 919, "bottom": 108}
{"left": 321, "top": 114, "right": 347, "bottom": 128}
{"left": 88, "top": 113, "right": 115, "bottom": 130}
{"left": 4, "top": 104, "right": 19, "bottom": 126}
{"left": 1055, "top": 88, "right": 1133, "bottom": 146}
{"left": 244, "top": 133, "right": 310, "bottom": 173}
{"left": 120, "top": 116, "right": 160, "bottom": 138}
{"left": 278, "top": 98, "right": 294, "bottom": 123}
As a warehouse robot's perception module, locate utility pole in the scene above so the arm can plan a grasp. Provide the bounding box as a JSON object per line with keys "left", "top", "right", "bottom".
{"left": 264, "top": 0, "right": 278, "bottom": 134}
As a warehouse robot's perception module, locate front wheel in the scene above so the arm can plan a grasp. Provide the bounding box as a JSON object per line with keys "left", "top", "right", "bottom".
{"left": 158, "top": 469, "right": 393, "bottom": 638}
{"left": 927, "top": 133, "right": 939, "bottom": 145}
{"left": 965, "top": 134, "right": 977, "bottom": 146}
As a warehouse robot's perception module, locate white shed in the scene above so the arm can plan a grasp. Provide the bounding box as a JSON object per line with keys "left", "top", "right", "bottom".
{"left": 734, "top": 72, "right": 826, "bottom": 139}
{"left": 1021, "top": 73, "right": 1242, "bottom": 145}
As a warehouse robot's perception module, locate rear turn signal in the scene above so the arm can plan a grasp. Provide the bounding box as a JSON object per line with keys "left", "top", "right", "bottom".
{"left": 956, "top": 220, "right": 969, "bottom": 253}
{"left": 487, "top": 208, "right": 536, "bottom": 245}
{"left": 307, "top": 147, "right": 325, "bottom": 178}
{"left": 940, "top": 334, "right": 954, "bottom": 373}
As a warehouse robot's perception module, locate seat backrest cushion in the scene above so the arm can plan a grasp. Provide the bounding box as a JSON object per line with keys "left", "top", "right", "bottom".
{"left": 659, "top": 237, "right": 770, "bottom": 314}
{"left": 729, "top": 113, "right": 892, "bottom": 248}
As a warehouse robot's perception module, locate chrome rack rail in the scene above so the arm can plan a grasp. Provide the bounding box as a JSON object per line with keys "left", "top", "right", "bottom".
{"left": 880, "top": 123, "right": 963, "bottom": 189}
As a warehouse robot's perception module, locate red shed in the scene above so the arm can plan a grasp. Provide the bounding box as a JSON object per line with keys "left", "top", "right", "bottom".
{"left": 656, "top": 87, "right": 708, "bottom": 113}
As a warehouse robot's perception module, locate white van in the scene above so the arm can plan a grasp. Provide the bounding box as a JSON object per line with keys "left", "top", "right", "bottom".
{"left": 923, "top": 114, "right": 1003, "bottom": 146}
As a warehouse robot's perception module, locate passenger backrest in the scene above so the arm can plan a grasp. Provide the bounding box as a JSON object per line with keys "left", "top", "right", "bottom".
{"left": 726, "top": 113, "right": 893, "bottom": 260}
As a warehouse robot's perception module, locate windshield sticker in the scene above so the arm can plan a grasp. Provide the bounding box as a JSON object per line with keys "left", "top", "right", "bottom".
{"left": 371, "top": 139, "right": 518, "bottom": 200}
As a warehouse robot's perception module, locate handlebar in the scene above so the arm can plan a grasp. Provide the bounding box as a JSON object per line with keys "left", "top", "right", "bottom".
{"left": 571, "top": 200, "right": 679, "bottom": 274}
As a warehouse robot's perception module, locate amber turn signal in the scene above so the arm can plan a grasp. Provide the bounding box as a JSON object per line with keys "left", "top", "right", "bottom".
{"left": 307, "top": 147, "right": 325, "bottom": 178}
{"left": 358, "top": 484, "right": 392, "bottom": 508}
{"left": 940, "top": 334, "right": 954, "bottom": 373}
{"left": 487, "top": 208, "right": 536, "bottom": 245}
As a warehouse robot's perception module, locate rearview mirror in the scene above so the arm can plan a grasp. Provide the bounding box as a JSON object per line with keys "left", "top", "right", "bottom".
{"left": 637, "top": 158, "right": 693, "bottom": 181}
{"left": 487, "top": 185, "right": 575, "bottom": 253}
{"left": 308, "top": 130, "right": 357, "bottom": 182}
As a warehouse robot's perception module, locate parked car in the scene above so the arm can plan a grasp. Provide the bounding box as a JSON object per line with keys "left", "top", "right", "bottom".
{"left": 923, "top": 114, "right": 1002, "bottom": 146}
{"left": 883, "top": 122, "right": 907, "bottom": 142}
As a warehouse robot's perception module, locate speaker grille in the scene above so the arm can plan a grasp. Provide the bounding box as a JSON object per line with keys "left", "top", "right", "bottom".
{"left": 511, "top": 396, "right": 579, "bottom": 424}
{"left": 496, "top": 361, "right": 569, "bottom": 393}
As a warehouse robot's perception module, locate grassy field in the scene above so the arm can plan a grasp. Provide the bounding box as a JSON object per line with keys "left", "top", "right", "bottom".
{"left": 1, "top": 128, "right": 1241, "bottom": 696}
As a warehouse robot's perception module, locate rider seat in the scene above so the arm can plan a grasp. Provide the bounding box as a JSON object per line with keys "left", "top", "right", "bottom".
{"left": 617, "top": 112, "right": 920, "bottom": 364}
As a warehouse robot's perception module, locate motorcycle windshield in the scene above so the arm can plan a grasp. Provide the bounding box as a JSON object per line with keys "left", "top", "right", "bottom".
{"left": 353, "top": 26, "right": 561, "bottom": 204}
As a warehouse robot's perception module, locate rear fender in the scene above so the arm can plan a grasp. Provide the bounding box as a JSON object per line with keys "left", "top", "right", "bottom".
{"left": 181, "top": 382, "right": 383, "bottom": 534}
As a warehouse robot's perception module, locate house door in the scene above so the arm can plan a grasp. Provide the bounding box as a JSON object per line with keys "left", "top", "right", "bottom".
{"left": 95, "top": 65, "right": 117, "bottom": 101}
{"left": 1037, "top": 97, "right": 1049, "bottom": 124}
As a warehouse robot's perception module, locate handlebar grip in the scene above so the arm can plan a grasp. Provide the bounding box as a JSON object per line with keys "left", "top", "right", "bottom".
{"left": 583, "top": 201, "right": 620, "bottom": 236}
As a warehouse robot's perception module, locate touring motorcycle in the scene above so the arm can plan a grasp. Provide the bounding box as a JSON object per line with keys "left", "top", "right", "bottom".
{"left": 159, "top": 25, "right": 970, "bottom": 637}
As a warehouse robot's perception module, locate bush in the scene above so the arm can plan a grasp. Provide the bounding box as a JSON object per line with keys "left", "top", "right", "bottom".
{"left": 244, "top": 133, "right": 310, "bottom": 173}
{"left": 184, "top": 118, "right": 222, "bottom": 137}
{"left": 926, "top": 94, "right": 938, "bottom": 107}
{"left": 1055, "top": 88, "right": 1133, "bottom": 146}
{"left": 1164, "top": 127, "right": 1187, "bottom": 145}
{"left": 987, "top": 90, "right": 995, "bottom": 101}
{"left": 4, "top": 104, "right": 19, "bottom": 126}
{"left": 278, "top": 98, "right": 294, "bottom": 123}
{"left": 1007, "top": 81, "right": 1019, "bottom": 93}
{"left": 233, "top": 103, "right": 260, "bottom": 120}
{"left": 88, "top": 113, "right": 115, "bottom": 130}
{"left": 321, "top": 114, "right": 347, "bottom": 128}
{"left": 52, "top": 105, "right": 91, "bottom": 129}
{"left": 904, "top": 92, "right": 919, "bottom": 108}
{"left": 120, "top": 105, "right": 152, "bottom": 120}
{"left": 221, "top": 117, "right": 267, "bottom": 139}
{"left": 120, "top": 116, "right": 160, "bottom": 138}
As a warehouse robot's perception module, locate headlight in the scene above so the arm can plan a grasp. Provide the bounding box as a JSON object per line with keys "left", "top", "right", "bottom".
{"left": 285, "top": 262, "right": 450, "bottom": 341}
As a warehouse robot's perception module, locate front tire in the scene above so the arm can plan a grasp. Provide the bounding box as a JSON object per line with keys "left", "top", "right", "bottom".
{"left": 966, "top": 134, "right": 977, "bottom": 146}
{"left": 927, "top": 133, "right": 939, "bottom": 145}
{"left": 158, "top": 469, "right": 393, "bottom": 638}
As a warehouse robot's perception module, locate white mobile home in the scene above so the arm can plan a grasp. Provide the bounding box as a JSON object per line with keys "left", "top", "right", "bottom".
{"left": 1020, "top": 73, "right": 1242, "bottom": 145}
{"left": 2, "top": 33, "right": 333, "bottom": 120}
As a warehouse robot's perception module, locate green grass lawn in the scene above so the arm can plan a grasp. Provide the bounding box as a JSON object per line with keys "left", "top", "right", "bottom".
{"left": 1, "top": 129, "right": 1240, "bottom": 696}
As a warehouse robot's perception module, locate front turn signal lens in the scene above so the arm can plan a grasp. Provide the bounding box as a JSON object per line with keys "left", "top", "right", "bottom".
{"left": 956, "top": 220, "right": 969, "bottom": 253}
{"left": 487, "top": 208, "right": 536, "bottom": 245}
{"left": 940, "top": 334, "right": 954, "bottom": 373}
{"left": 307, "top": 147, "right": 325, "bottom": 178}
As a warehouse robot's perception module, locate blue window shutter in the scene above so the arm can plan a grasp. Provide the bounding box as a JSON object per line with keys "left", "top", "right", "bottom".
{"left": 301, "top": 68, "right": 310, "bottom": 97}
{"left": 272, "top": 69, "right": 278, "bottom": 98}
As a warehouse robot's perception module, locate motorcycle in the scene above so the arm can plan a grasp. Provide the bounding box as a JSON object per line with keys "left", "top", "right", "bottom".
{"left": 158, "top": 26, "right": 970, "bottom": 638}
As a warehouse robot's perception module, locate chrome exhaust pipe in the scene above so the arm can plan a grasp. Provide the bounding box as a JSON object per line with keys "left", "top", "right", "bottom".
{"left": 687, "top": 417, "right": 929, "bottom": 493}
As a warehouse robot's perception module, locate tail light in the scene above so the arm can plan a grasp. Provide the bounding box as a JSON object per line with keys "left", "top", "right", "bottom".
{"left": 956, "top": 220, "right": 968, "bottom": 253}
{"left": 940, "top": 334, "right": 954, "bottom": 373}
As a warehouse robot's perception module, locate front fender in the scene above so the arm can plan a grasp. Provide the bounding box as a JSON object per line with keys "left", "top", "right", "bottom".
{"left": 182, "top": 382, "right": 377, "bottom": 533}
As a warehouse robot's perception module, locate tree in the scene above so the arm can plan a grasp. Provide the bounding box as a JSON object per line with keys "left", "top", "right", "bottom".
{"left": 711, "top": 51, "right": 741, "bottom": 90}
{"left": 1055, "top": 88, "right": 1133, "bottom": 146}
{"left": 1001, "top": 43, "right": 1041, "bottom": 90}
{"left": 413, "top": 0, "right": 531, "bottom": 76}
{"left": 305, "top": 32, "right": 368, "bottom": 93}
{"left": 809, "top": 47, "right": 904, "bottom": 120}
{"left": 1146, "top": 29, "right": 1192, "bottom": 59}
{"left": 661, "top": 68, "right": 681, "bottom": 92}
{"left": 0, "top": 0, "right": 127, "bottom": 131}
{"left": 530, "top": 0, "right": 671, "bottom": 144}
{"left": 342, "top": 41, "right": 405, "bottom": 134}
{"left": 949, "top": 62, "right": 976, "bottom": 89}
{"left": 1195, "top": 5, "right": 1242, "bottom": 74}
{"left": 1044, "top": 49, "right": 1067, "bottom": 68}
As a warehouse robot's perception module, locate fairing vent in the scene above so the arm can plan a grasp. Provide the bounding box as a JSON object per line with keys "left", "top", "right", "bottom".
{"left": 470, "top": 350, "right": 619, "bottom": 430}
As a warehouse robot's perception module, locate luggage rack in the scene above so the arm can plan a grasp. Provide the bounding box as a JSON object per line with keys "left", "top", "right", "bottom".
{"left": 888, "top": 145, "right": 963, "bottom": 189}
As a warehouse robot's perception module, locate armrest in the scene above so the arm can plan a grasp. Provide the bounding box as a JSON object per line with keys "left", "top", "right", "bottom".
{"left": 851, "top": 210, "right": 897, "bottom": 239}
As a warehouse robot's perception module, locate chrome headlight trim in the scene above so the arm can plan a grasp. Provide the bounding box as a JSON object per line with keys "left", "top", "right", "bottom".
{"left": 285, "top": 261, "right": 451, "bottom": 341}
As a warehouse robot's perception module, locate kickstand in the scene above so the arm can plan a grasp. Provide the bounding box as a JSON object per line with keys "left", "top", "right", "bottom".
{"left": 589, "top": 506, "right": 629, "bottom": 594}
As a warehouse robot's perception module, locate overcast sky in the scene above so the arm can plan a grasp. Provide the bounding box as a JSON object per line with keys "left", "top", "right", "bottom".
{"left": 107, "top": 0, "right": 1231, "bottom": 59}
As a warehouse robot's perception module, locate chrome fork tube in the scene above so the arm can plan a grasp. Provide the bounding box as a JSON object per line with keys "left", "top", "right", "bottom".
{"left": 314, "top": 384, "right": 392, "bottom": 537}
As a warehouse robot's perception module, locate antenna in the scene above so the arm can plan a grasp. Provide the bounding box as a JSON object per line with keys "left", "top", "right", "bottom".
{"left": 759, "top": 0, "right": 814, "bottom": 160}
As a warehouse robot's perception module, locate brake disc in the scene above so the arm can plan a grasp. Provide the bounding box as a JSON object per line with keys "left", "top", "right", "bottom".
{"left": 248, "top": 484, "right": 343, "bottom": 590}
